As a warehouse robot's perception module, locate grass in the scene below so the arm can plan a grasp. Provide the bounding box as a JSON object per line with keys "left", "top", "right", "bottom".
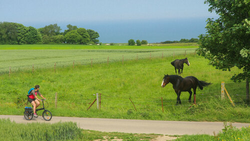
{"left": 0, "top": 47, "right": 196, "bottom": 73}
{"left": 0, "top": 50, "right": 249, "bottom": 122}
{"left": 1, "top": 118, "right": 250, "bottom": 141}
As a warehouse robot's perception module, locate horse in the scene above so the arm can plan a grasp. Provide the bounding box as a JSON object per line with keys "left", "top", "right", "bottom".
{"left": 161, "top": 74, "right": 211, "bottom": 105}
{"left": 171, "top": 58, "right": 190, "bottom": 74}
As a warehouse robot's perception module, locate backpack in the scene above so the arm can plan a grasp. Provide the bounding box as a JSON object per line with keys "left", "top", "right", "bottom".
{"left": 28, "top": 88, "right": 34, "bottom": 95}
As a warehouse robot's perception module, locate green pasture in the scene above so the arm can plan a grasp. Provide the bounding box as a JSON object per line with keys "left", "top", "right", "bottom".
{"left": 0, "top": 45, "right": 196, "bottom": 73}
{"left": 0, "top": 45, "right": 249, "bottom": 122}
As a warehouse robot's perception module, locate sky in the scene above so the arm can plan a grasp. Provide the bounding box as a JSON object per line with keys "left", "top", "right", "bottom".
{"left": 0, "top": 0, "right": 219, "bottom": 43}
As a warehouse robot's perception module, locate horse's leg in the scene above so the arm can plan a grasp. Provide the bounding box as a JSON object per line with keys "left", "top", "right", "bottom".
{"left": 175, "top": 90, "right": 179, "bottom": 105}
{"left": 175, "top": 90, "right": 181, "bottom": 104}
{"left": 193, "top": 88, "right": 197, "bottom": 104}
{"left": 188, "top": 90, "right": 192, "bottom": 103}
{"left": 178, "top": 92, "right": 182, "bottom": 104}
{"left": 175, "top": 67, "right": 177, "bottom": 74}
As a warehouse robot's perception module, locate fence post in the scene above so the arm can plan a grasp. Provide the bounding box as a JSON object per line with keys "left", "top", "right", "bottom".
{"left": 96, "top": 93, "right": 99, "bottom": 109}
{"left": 99, "top": 93, "right": 101, "bottom": 109}
{"left": 161, "top": 97, "right": 164, "bottom": 113}
{"left": 129, "top": 98, "right": 137, "bottom": 111}
{"left": 55, "top": 92, "right": 57, "bottom": 108}
{"left": 221, "top": 82, "right": 225, "bottom": 100}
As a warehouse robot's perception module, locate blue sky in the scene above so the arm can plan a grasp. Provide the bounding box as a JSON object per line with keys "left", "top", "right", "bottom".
{"left": 0, "top": 0, "right": 218, "bottom": 43}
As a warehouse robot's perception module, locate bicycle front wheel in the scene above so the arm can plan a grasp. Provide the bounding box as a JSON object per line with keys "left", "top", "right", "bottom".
{"left": 42, "top": 110, "right": 52, "bottom": 121}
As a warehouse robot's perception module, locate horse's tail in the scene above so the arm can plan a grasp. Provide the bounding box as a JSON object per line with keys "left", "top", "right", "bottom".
{"left": 198, "top": 80, "right": 211, "bottom": 90}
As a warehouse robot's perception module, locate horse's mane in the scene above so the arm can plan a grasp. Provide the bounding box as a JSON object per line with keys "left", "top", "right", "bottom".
{"left": 168, "top": 75, "right": 183, "bottom": 81}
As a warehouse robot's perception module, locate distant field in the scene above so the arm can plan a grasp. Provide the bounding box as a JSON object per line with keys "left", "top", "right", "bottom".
{"left": 0, "top": 44, "right": 197, "bottom": 73}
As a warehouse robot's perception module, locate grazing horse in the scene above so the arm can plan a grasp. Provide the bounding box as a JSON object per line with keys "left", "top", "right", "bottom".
{"left": 161, "top": 74, "right": 211, "bottom": 105}
{"left": 171, "top": 58, "right": 190, "bottom": 74}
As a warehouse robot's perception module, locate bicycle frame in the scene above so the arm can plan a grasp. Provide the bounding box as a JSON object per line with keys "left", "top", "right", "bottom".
{"left": 36, "top": 99, "right": 46, "bottom": 112}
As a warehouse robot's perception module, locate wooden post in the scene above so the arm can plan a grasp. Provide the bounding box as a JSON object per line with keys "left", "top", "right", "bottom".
{"left": 99, "top": 93, "right": 101, "bottom": 109}
{"left": 55, "top": 92, "right": 57, "bottom": 108}
{"left": 221, "top": 82, "right": 225, "bottom": 100}
{"left": 161, "top": 97, "right": 164, "bottom": 112}
{"left": 224, "top": 87, "right": 235, "bottom": 107}
{"left": 87, "top": 99, "right": 97, "bottom": 110}
{"left": 96, "top": 93, "right": 99, "bottom": 109}
{"left": 246, "top": 78, "right": 249, "bottom": 104}
{"left": 129, "top": 98, "right": 137, "bottom": 111}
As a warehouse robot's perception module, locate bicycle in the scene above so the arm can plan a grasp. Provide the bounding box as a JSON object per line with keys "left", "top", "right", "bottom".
{"left": 24, "top": 99, "right": 52, "bottom": 121}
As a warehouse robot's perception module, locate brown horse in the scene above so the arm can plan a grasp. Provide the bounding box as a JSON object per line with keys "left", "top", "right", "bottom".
{"left": 171, "top": 58, "right": 190, "bottom": 74}
{"left": 161, "top": 74, "right": 211, "bottom": 105}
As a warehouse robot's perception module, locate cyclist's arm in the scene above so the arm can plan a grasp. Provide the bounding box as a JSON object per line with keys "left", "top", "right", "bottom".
{"left": 38, "top": 91, "right": 46, "bottom": 99}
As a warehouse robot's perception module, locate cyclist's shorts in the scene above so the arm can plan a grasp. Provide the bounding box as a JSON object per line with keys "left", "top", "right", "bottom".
{"left": 28, "top": 97, "right": 36, "bottom": 103}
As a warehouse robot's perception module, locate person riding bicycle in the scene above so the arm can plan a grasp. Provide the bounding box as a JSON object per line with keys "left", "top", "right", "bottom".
{"left": 27, "top": 85, "right": 46, "bottom": 118}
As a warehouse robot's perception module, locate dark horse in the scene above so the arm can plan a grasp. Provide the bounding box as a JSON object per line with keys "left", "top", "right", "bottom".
{"left": 161, "top": 74, "right": 211, "bottom": 105}
{"left": 171, "top": 58, "right": 190, "bottom": 74}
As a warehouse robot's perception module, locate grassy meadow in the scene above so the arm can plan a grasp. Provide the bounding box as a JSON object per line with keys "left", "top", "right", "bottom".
{"left": 0, "top": 44, "right": 249, "bottom": 123}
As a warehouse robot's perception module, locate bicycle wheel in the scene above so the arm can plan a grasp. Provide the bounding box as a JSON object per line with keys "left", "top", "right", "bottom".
{"left": 42, "top": 110, "right": 52, "bottom": 121}
{"left": 24, "top": 111, "right": 33, "bottom": 120}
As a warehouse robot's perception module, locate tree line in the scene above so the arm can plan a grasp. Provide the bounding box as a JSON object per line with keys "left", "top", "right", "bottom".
{"left": 0, "top": 22, "right": 99, "bottom": 45}
{"left": 161, "top": 38, "right": 198, "bottom": 44}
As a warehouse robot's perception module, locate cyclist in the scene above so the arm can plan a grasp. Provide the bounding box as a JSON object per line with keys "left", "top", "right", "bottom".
{"left": 27, "top": 85, "right": 46, "bottom": 117}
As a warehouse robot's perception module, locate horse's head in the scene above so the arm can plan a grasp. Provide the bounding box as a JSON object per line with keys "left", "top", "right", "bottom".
{"left": 184, "top": 58, "right": 190, "bottom": 66}
{"left": 161, "top": 74, "right": 170, "bottom": 87}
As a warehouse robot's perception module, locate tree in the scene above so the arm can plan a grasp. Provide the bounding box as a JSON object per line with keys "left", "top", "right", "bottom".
{"left": 38, "top": 24, "right": 61, "bottom": 37}
{"left": 128, "top": 39, "right": 135, "bottom": 46}
{"left": 77, "top": 28, "right": 90, "bottom": 44}
{"left": 197, "top": 0, "right": 250, "bottom": 103}
{"left": 136, "top": 40, "right": 141, "bottom": 46}
{"left": 64, "top": 24, "right": 78, "bottom": 35}
{"left": 24, "top": 26, "right": 41, "bottom": 44}
{"left": 64, "top": 30, "right": 82, "bottom": 44}
{"left": 87, "top": 29, "right": 99, "bottom": 44}
{"left": 141, "top": 40, "right": 148, "bottom": 45}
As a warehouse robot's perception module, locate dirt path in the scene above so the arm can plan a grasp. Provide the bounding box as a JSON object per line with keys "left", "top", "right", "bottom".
{"left": 0, "top": 115, "right": 249, "bottom": 136}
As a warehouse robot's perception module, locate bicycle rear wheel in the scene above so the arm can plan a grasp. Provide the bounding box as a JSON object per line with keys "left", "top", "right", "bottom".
{"left": 24, "top": 111, "right": 33, "bottom": 120}
{"left": 42, "top": 110, "right": 52, "bottom": 121}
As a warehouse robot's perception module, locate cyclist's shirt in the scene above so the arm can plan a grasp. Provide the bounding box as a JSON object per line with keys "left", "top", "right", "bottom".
{"left": 28, "top": 90, "right": 41, "bottom": 99}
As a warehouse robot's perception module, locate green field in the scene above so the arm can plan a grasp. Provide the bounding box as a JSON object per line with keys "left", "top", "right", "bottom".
{"left": 1, "top": 44, "right": 250, "bottom": 140}
{"left": 0, "top": 44, "right": 196, "bottom": 73}
{"left": 0, "top": 44, "right": 249, "bottom": 123}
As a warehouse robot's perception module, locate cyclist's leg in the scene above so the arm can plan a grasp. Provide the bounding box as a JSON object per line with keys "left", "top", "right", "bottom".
{"left": 30, "top": 101, "right": 36, "bottom": 113}
{"left": 34, "top": 99, "right": 40, "bottom": 108}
